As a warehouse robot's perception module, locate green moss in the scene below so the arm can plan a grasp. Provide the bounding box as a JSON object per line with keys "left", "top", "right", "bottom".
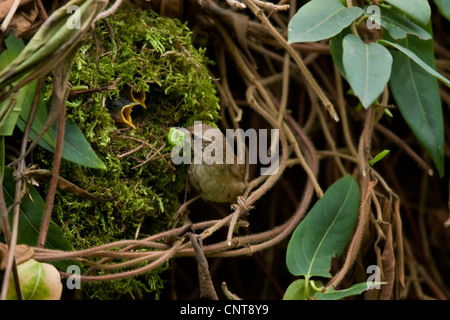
{"left": 45, "top": 6, "right": 220, "bottom": 299}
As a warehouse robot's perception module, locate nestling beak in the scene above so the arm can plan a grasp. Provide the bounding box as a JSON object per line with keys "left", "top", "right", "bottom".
{"left": 106, "top": 97, "right": 140, "bottom": 129}
{"left": 106, "top": 87, "right": 147, "bottom": 129}
{"left": 125, "top": 88, "right": 146, "bottom": 109}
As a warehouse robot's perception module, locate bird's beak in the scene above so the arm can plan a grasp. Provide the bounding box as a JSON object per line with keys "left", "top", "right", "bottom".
{"left": 128, "top": 89, "right": 146, "bottom": 108}
{"left": 120, "top": 103, "right": 139, "bottom": 129}
{"left": 107, "top": 98, "right": 140, "bottom": 129}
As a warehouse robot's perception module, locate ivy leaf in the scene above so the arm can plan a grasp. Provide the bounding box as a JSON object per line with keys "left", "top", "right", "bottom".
{"left": 286, "top": 175, "right": 360, "bottom": 279}
{"left": 343, "top": 34, "right": 393, "bottom": 108}
{"left": 288, "top": 0, "right": 363, "bottom": 43}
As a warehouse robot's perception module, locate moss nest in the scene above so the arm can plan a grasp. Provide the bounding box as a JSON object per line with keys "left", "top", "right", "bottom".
{"left": 43, "top": 6, "right": 220, "bottom": 298}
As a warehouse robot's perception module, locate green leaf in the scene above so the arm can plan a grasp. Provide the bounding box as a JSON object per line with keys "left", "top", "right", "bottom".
{"left": 0, "top": 0, "right": 106, "bottom": 91}
{"left": 314, "top": 282, "right": 385, "bottom": 300}
{"left": 378, "top": 39, "right": 450, "bottom": 88}
{"left": 286, "top": 175, "right": 360, "bottom": 279}
{"left": 343, "top": 34, "right": 393, "bottom": 108}
{"left": 384, "top": 0, "right": 431, "bottom": 25}
{"left": 386, "top": 34, "right": 445, "bottom": 177}
{"left": 287, "top": 0, "right": 363, "bottom": 43}
{"left": 17, "top": 87, "right": 56, "bottom": 148}
{"left": 366, "top": 6, "right": 431, "bottom": 40}
{"left": 0, "top": 80, "right": 39, "bottom": 136}
{"left": 16, "top": 95, "right": 106, "bottom": 169}
{"left": 0, "top": 35, "right": 37, "bottom": 136}
{"left": 2, "top": 167, "right": 76, "bottom": 270}
{"left": 434, "top": 0, "right": 450, "bottom": 21}
{"left": 329, "top": 27, "right": 351, "bottom": 80}
{"left": 53, "top": 118, "right": 106, "bottom": 169}
{"left": 369, "top": 149, "right": 390, "bottom": 166}
{"left": 283, "top": 279, "right": 307, "bottom": 300}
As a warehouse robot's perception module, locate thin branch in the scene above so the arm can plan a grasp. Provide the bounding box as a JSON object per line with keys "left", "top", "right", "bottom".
{"left": 240, "top": 0, "right": 339, "bottom": 122}
{"left": 189, "top": 233, "right": 218, "bottom": 300}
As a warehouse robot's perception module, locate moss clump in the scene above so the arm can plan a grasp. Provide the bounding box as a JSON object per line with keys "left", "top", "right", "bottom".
{"left": 47, "top": 6, "right": 220, "bottom": 299}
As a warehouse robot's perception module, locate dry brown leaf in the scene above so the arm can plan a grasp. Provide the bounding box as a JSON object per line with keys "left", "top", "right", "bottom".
{"left": 0, "top": 243, "right": 34, "bottom": 270}
{"left": 0, "top": 0, "right": 38, "bottom": 36}
{"left": 0, "top": 0, "right": 33, "bottom": 19}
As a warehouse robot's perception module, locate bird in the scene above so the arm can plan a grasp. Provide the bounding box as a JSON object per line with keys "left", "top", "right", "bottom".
{"left": 171, "top": 124, "right": 247, "bottom": 204}
{"left": 106, "top": 97, "right": 140, "bottom": 129}
{"left": 106, "top": 88, "right": 146, "bottom": 129}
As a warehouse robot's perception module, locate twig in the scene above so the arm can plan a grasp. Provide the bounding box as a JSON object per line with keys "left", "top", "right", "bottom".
{"left": 94, "top": 0, "right": 124, "bottom": 22}
{"left": 58, "top": 238, "right": 185, "bottom": 282}
{"left": 334, "top": 64, "right": 357, "bottom": 157}
{"left": 240, "top": 0, "right": 339, "bottom": 122}
{"left": 36, "top": 54, "right": 73, "bottom": 248}
{"left": 221, "top": 282, "right": 242, "bottom": 300}
{"left": 68, "top": 80, "right": 120, "bottom": 97}
{"left": 374, "top": 123, "right": 434, "bottom": 176}
{"left": 327, "top": 107, "right": 378, "bottom": 289}
{"left": 188, "top": 233, "right": 218, "bottom": 300}
{"left": 116, "top": 135, "right": 175, "bottom": 170}
{"left": 36, "top": 0, "right": 48, "bottom": 20}
{"left": 0, "top": 77, "right": 44, "bottom": 300}
{"left": 309, "top": 85, "right": 346, "bottom": 176}
{"left": 37, "top": 100, "right": 66, "bottom": 248}
{"left": 252, "top": 0, "right": 290, "bottom": 11}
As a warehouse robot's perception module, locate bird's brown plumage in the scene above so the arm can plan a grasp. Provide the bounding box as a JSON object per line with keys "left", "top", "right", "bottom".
{"left": 185, "top": 124, "right": 246, "bottom": 203}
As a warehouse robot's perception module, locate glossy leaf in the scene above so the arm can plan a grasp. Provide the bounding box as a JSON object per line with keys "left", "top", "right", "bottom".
{"left": 366, "top": 6, "right": 431, "bottom": 40}
{"left": 286, "top": 175, "right": 360, "bottom": 278}
{"left": 314, "top": 282, "right": 384, "bottom": 300}
{"left": 53, "top": 118, "right": 106, "bottom": 169}
{"left": 386, "top": 34, "right": 445, "bottom": 177}
{"left": 288, "top": 0, "right": 363, "bottom": 43}
{"left": 7, "top": 259, "right": 62, "bottom": 300}
{"left": 16, "top": 95, "right": 106, "bottom": 169}
{"left": 384, "top": 0, "right": 431, "bottom": 25}
{"left": 2, "top": 167, "right": 75, "bottom": 270}
{"left": 343, "top": 34, "right": 393, "bottom": 108}
{"left": 329, "top": 27, "right": 351, "bottom": 80}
